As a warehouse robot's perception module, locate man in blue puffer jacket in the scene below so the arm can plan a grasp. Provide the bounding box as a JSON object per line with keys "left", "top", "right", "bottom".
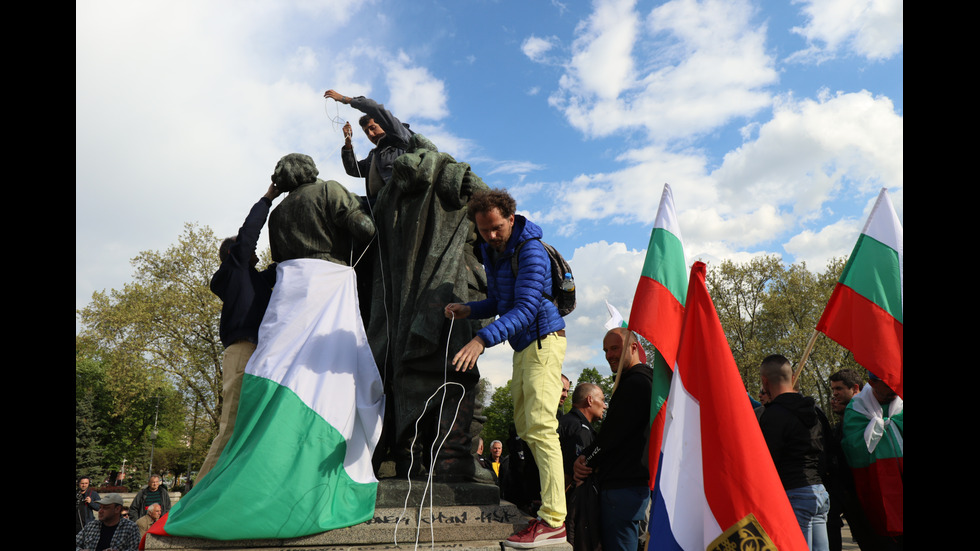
{"left": 446, "top": 188, "right": 568, "bottom": 548}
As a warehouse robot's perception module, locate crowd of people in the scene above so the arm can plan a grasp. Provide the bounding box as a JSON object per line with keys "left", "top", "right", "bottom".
{"left": 76, "top": 91, "right": 901, "bottom": 551}
{"left": 470, "top": 356, "right": 902, "bottom": 551}
{"left": 75, "top": 475, "right": 170, "bottom": 551}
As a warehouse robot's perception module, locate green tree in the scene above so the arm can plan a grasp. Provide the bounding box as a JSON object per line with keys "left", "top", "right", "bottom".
{"left": 706, "top": 256, "right": 861, "bottom": 414}
{"left": 77, "top": 224, "right": 233, "bottom": 482}
{"left": 575, "top": 367, "right": 614, "bottom": 400}
{"left": 707, "top": 255, "right": 783, "bottom": 384}
{"left": 76, "top": 337, "right": 189, "bottom": 485}
{"left": 757, "top": 257, "right": 859, "bottom": 413}
{"left": 481, "top": 381, "right": 514, "bottom": 457}
{"left": 75, "top": 387, "right": 103, "bottom": 481}
{"left": 78, "top": 223, "right": 224, "bottom": 430}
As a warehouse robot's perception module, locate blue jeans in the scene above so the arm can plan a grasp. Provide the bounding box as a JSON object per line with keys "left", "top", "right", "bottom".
{"left": 600, "top": 486, "right": 650, "bottom": 551}
{"left": 786, "top": 484, "right": 831, "bottom": 551}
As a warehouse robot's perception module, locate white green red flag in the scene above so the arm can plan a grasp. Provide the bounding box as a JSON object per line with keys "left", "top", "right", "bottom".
{"left": 604, "top": 300, "right": 627, "bottom": 330}
{"left": 628, "top": 183, "right": 687, "bottom": 489}
{"left": 148, "top": 259, "right": 385, "bottom": 541}
{"left": 816, "top": 188, "right": 903, "bottom": 397}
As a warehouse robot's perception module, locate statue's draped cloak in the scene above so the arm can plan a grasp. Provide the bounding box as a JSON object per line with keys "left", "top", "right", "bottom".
{"left": 367, "top": 134, "right": 489, "bottom": 444}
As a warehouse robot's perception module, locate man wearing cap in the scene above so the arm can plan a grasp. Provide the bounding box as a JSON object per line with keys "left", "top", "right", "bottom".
{"left": 75, "top": 493, "right": 140, "bottom": 551}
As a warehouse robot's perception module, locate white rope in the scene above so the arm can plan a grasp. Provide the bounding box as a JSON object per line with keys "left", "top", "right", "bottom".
{"left": 324, "top": 98, "right": 346, "bottom": 133}
{"left": 329, "top": 102, "right": 465, "bottom": 548}
{"left": 363, "top": 197, "right": 390, "bottom": 387}
{"left": 393, "top": 313, "right": 466, "bottom": 551}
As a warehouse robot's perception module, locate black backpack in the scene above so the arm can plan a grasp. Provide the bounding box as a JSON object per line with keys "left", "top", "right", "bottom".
{"left": 511, "top": 238, "right": 576, "bottom": 316}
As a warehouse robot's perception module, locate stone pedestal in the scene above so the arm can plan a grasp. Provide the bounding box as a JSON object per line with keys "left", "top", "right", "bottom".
{"left": 376, "top": 479, "right": 501, "bottom": 507}
{"left": 143, "top": 481, "right": 570, "bottom": 550}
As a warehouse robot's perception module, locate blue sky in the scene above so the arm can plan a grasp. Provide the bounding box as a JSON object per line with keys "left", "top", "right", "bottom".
{"left": 76, "top": 0, "right": 903, "bottom": 389}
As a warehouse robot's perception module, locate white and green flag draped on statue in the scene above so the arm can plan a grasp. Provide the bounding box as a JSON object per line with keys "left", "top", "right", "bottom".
{"left": 150, "top": 259, "right": 385, "bottom": 540}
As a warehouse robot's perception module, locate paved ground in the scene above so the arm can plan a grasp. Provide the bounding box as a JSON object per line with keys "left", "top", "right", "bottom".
{"left": 839, "top": 520, "right": 861, "bottom": 550}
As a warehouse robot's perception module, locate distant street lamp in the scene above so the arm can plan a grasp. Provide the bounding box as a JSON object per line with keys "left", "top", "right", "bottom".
{"left": 148, "top": 396, "right": 161, "bottom": 479}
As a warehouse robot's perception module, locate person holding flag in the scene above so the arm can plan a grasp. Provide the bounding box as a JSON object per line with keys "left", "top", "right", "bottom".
{"left": 627, "top": 183, "right": 687, "bottom": 490}
{"left": 816, "top": 187, "right": 903, "bottom": 547}
{"left": 573, "top": 327, "right": 652, "bottom": 551}
{"left": 816, "top": 188, "right": 902, "bottom": 398}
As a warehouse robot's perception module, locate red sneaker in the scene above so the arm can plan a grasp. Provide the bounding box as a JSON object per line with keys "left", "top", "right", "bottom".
{"left": 502, "top": 518, "right": 567, "bottom": 548}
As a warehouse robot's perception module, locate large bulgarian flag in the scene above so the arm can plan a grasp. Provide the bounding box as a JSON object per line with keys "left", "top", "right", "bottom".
{"left": 816, "top": 188, "right": 903, "bottom": 398}
{"left": 149, "top": 259, "right": 385, "bottom": 541}
{"left": 649, "top": 262, "right": 807, "bottom": 551}
{"left": 628, "top": 183, "right": 687, "bottom": 489}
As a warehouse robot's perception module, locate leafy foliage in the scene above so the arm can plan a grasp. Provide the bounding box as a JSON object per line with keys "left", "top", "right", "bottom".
{"left": 706, "top": 256, "right": 860, "bottom": 414}
{"left": 76, "top": 223, "right": 227, "bottom": 482}
{"left": 75, "top": 384, "right": 103, "bottom": 481}
{"left": 481, "top": 381, "right": 515, "bottom": 457}
{"left": 475, "top": 378, "right": 493, "bottom": 407}
{"left": 78, "top": 223, "right": 224, "bottom": 429}
{"left": 75, "top": 338, "right": 189, "bottom": 486}
{"left": 574, "top": 367, "right": 615, "bottom": 399}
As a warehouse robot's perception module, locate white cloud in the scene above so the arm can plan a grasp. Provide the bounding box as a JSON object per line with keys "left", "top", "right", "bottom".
{"left": 564, "top": 240, "right": 649, "bottom": 376}
{"left": 532, "top": 88, "right": 901, "bottom": 266}
{"left": 551, "top": 0, "right": 569, "bottom": 15}
{"left": 565, "top": 0, "right": 638, "bottom": 100}
{"left": 479, "top": 345, "right": 516, "bottom": 389}
{"left": 286, "top": 46, "right": 318, "bottom": 73}
{"left": 410, "top": 123, "right": 474, "bottom": 159}
{"left": 488, "top": 161, "right": 545, "bottom": 176}
{"left": 549, "top": 0, "right": 776, "bottom": 140}
{"left": 288, "top": 0, "right": 365, "bottom": 22}
{"left": 535, "top": 145, "right": 714, "bottom": 229}
{"left": 711, "top": 90, "right": 904, "bottom": 217}
{"left": 679, "top": 204, "right": 792, "bottom": 250}
{"left": 789, "top": 0, "right": 903, "bottom": 61}
{"left": 75, "top": 0, "right": 370, "bottom": 311}
{"left": 384, "top": 55, "right": 449, "bottom": 121}
{"left": 522, "top": 35, "right": 559, "bottom": 63}
{"left": 783, "top": 217, "right": 859, "bottom": 268}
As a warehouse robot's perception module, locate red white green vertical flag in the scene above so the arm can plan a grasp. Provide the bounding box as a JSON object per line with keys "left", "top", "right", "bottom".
{"left": 628, "top": 183, "right": 687, "bottom": 489}
{"left": 816, "top": 188, "right": 903, "bottom": 398}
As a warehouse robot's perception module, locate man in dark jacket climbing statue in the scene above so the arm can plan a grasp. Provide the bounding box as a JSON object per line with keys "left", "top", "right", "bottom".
{"left": 324, "top": 89, "right": 413, "bottom": 201}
